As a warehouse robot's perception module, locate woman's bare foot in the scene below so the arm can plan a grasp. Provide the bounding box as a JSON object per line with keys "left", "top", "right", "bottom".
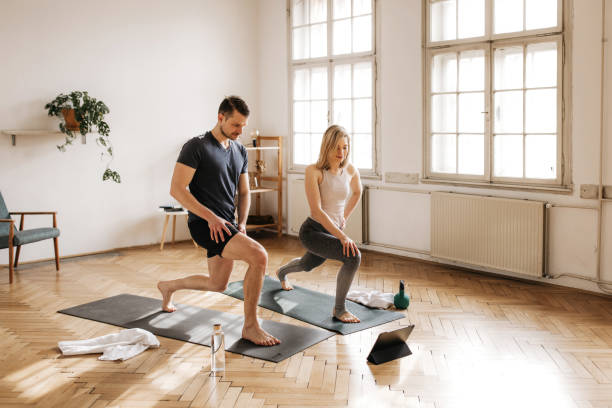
{"left": 157, "top": 281, "right": 176, "bottom": 312}
{"left": 334, "top": 310, "right": 360, "bottom": 323}
{"left": 242, "top": 324, "right": 281, "bottom": 346}
{"left": 276, "top": 270, "right": 294, "bottom": 291}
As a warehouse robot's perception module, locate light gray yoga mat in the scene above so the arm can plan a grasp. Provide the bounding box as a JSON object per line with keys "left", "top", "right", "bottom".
{"left": 57, "top": 294, "right": 334, "bottom": 363}
{"left": 223, "top": 276, "right": 405, "bottom": 335}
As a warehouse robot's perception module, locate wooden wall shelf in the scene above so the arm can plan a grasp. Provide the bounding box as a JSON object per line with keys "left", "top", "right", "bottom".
{"left": 2, "top": 130, "right": 62, "bottom": 146}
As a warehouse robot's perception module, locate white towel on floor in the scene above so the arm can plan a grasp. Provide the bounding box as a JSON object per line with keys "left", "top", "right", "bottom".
{"left": 347, "top": 289, "right": 394, "bottom": 309}
{"left": 58, "top": 328, "right": 160, "bottom": 361}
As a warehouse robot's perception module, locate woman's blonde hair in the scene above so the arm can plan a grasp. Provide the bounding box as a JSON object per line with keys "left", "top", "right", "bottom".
{"left": 315, "top": 125, "right": 350, "bottom": 170}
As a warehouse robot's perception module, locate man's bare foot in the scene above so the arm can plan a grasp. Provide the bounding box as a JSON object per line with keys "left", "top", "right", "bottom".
{"left": 276, "top": 270, "right": 294, "bottom": 291}
{"left": 242, "top": 325, "right": 281, "bottom": 346}
{"left": 334, "top": 310, "right": 360, "bottom": 323}
{"left": 157, "top": 281, "right": 177, "bottom": 312}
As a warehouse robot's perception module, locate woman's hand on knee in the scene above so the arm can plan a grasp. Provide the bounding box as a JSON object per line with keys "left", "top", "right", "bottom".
{"left": 340, "top": 234, "right": 359, "bottom": 257}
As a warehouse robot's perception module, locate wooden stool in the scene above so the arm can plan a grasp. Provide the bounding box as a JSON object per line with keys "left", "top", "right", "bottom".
{"left": 159, "top": 209, "right": 197, "bottom": 250}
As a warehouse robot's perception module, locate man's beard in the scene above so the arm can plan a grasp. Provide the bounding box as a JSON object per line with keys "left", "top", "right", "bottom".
{"left": 220, "top": 126, "right": 230, "bottom": 139}
{"left": 220, "top": 125, "right": 238, "bottom": 140}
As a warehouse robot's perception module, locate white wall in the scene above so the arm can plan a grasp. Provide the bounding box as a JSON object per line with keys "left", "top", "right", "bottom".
{"left": 253, "top": 0, "right": 289, "bottom": 227}
{"left": 259, "top": 0, "right": 612, "bottom": 294}
{"left": 0, "top": 0, "right": 260, "bottom": 265}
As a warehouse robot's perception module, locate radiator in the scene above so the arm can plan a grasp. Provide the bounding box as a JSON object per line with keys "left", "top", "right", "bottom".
{"left": 431, "top": 192, "right": 545, "bottom": 277}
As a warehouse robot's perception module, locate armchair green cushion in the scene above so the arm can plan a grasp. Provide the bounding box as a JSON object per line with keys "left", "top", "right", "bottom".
{"left": 0, "top": 227, "right": 60, "bottom": 249}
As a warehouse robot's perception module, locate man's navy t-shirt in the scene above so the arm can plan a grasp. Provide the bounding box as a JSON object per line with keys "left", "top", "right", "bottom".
{"left": 177, "top": 132, "right": 248, "bottom": 223}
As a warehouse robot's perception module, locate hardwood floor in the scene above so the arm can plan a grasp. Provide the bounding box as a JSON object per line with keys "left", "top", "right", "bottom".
{"left": 2, "top": 233, "right": 612, "bottom": 407}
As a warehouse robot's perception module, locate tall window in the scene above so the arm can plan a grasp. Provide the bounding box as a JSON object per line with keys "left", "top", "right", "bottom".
{"left": 291, "top": 0, "right": 376, "bottom": 171}
{"left": 424, "top": 0, "right": 567, "bottom": 186}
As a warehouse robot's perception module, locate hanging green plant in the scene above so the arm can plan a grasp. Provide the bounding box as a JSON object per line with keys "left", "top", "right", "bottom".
{"left": 45, "top": 91, "right": 121, "bottom": 183}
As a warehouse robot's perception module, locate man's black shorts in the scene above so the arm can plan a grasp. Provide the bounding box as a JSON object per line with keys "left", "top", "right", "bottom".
{"left": 188, "top": 219, "right": 240, "bottom": 258}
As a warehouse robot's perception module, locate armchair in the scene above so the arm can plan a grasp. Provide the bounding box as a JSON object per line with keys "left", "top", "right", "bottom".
{"left": 0, "top": 191, "right": 60, "bottom": 283}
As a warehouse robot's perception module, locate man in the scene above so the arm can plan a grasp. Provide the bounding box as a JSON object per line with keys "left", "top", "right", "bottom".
{"left": 157, "top": 96, "right": 280, "bottom": 347}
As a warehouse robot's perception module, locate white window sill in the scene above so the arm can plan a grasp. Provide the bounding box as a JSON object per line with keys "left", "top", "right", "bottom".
{"left": 421, "top": 178, "right": 573, "bottom": 195}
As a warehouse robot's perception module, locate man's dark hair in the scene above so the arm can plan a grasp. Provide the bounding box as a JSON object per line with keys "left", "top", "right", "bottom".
{"left": 218, "top": 95, "right": 250, "bottom": 117}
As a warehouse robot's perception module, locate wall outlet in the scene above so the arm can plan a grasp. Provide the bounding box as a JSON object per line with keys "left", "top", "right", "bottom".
{"left": 580, "top": 184, "right": 599, "bottom": 199}
{"left": 385, "top": 172, "right": 419, "bottom": 184}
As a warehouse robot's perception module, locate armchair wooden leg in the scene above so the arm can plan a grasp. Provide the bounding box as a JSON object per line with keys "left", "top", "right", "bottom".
{"left": 53, "top": 237, "right": 60, "bottom": 271}
{"left": 14, "top": 245, "right": 21, "bottom": 268}
{"left": 15, "top": 214, "right": 24, "bottom": 268}
{"left": 8, "top": 220, "right": 14, "bottom": 284}
{"left": 8, "top": 243, "right": 14, "bottom": 284}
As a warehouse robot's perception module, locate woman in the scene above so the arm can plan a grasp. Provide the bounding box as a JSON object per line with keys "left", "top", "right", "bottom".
{"left": 277, "top": 125, "right": 362, "bottom": 323}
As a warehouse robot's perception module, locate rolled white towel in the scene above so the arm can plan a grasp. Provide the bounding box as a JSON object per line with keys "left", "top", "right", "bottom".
{"left": 58, "top": 328, "right": 160, "bottom": 361}
{"left": 347, "top": 289, "right": 394, "bottom": 309}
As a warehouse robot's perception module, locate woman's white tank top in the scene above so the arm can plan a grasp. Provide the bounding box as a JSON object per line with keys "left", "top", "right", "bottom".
{"left": 319, "top": 168, "right": 351, "bottom": 228}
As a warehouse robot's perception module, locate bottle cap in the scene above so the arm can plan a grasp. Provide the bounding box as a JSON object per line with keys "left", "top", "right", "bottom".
{"left": 213, "top": 323, "right": 221, "bottom": 329}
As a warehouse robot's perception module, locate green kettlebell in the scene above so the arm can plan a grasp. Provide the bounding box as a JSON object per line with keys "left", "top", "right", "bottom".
{"left": 394, "top": 280, "right": 410, "bottom": 310}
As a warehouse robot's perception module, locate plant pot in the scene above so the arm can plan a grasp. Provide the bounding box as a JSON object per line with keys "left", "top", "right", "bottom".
{"left": 61, "top": 108, "right": 80, "bottom": 131}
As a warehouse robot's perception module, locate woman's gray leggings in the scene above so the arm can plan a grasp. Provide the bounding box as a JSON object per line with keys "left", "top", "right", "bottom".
{"left": 277, "top": 217, "right": 361, "bottom": 317}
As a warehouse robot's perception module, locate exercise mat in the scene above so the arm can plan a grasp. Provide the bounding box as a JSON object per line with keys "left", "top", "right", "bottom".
{"left": 58, "top": 294, "right": 334, "bottom": 363}
{"left": 224, "top": 276, "right": 405, "bottom": 335}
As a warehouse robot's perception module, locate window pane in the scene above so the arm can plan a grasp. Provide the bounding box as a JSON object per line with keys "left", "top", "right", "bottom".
{"left": 310, "top": 101, "right": 328, "bottom": 133}
{"left": 353, "top": 133, "right": 372, "bottom": 169}
{"left": 311, "top": 132, "right": 323, "bottom": 163}
{"left": 432, "top": 133, "right": 457, "bottom": 173}
{"left": 311, "top": 67, "right": 328, "bottom": 100}
{"left": 310, "top": 0, "right": 327, "bottom": 23}
{"left": 294, "top": 69, "right": 310, "bottom": 100}
{"left": 525, "top": 134, "right": 556, "bottom": 179}
{"left": 525, "top": 89, "right": 556, "bottom": 133}
{"left": 494, "top": 134, "right": 523, "bottom": 177}
{"left": 432, "top": 53, "right": 457, "bottom": 92}
{"left": 294, "top": 133, "right": 309, "bottom": 164}
{"left": 353, "top": 15, "right": 372, "bottom": 53}
{"left": 294, "top": 102, "right": 311, "bottom": 132}
{"left": 458, "top": 0, "right": 484, "bottom": 39}
{"left": 293, "top": 0, "right": 308, "bottom": 27}
{"left": 432, "top": 94, "right": 457, "bottom": 132}
{"left": 494, "top": 91, "right": 522, "bottom": 133}
{"left": 334, "top": 64, "right": 351, "bottom": 98}
{"left": 494, "top": 46, "right": 523, "bottom": 90}
{"left": 526, "top": 42, "right": 557, "bottom": 88}
{"left": 333, "top": 99, "right": 352, "bottom": 132}
{"left": 458, "top": 134, "right": 484, "bottom": 175}
{"left": 353, "top": 0, "right": 371, "bottom": 16}
{"left": 353, "top": 62, "right": 372, "bottom": 97}
{"left": 293, "top": 27, "right": 309, "bottom": 60}
{"left": 333, "top": 19, "right": 351, "bottom": 55}
{"left": 526, "top": 0, "right": 557, "bottom": 30}
{"left": 334, "top": 0, "right": 350, "bottom": 19}
{"left": 494, "top": 0, "right": 523, "bottom": 34}
{"left": 354, "top": 98, "right": 372, "bottom": 133}
{"left": 459, "top": 50, "right": 485, "bottom": 91}
{"left": 459, "top": 92, "right": 484, "bottom": 133}
{"left": 431, "top": 0, "right": 456, "bottom": 42}
{"left": 310, "top": 23, "right": 327, "bottom": 58}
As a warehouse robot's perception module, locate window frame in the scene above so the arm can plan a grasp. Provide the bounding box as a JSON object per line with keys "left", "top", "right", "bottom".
{"left": 422, "top": 0, "right": 571, "bottom": 190}
{"left": 288, "top": 0, "right": 379, "bottom": 176}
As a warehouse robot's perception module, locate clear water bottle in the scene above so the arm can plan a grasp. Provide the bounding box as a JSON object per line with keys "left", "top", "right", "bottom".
{"left": 211, "top": 323, "right": 225, "bottom": 375}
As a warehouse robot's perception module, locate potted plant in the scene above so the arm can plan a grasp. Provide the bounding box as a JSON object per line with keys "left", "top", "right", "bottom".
{"left": 45, "top": 91, "right": 121, "bottom": 183}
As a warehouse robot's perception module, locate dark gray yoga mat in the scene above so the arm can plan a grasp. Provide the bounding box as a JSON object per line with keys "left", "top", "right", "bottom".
{"left": 223, "top": 276, "right": 405, "bottom": 335}
{"left": 57, "top": 294, "right": 334, "bottom": 363}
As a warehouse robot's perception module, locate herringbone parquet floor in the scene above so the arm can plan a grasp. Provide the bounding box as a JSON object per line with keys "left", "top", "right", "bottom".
{"left": 2, "top": 233, "right": 612, "bottom": 408}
